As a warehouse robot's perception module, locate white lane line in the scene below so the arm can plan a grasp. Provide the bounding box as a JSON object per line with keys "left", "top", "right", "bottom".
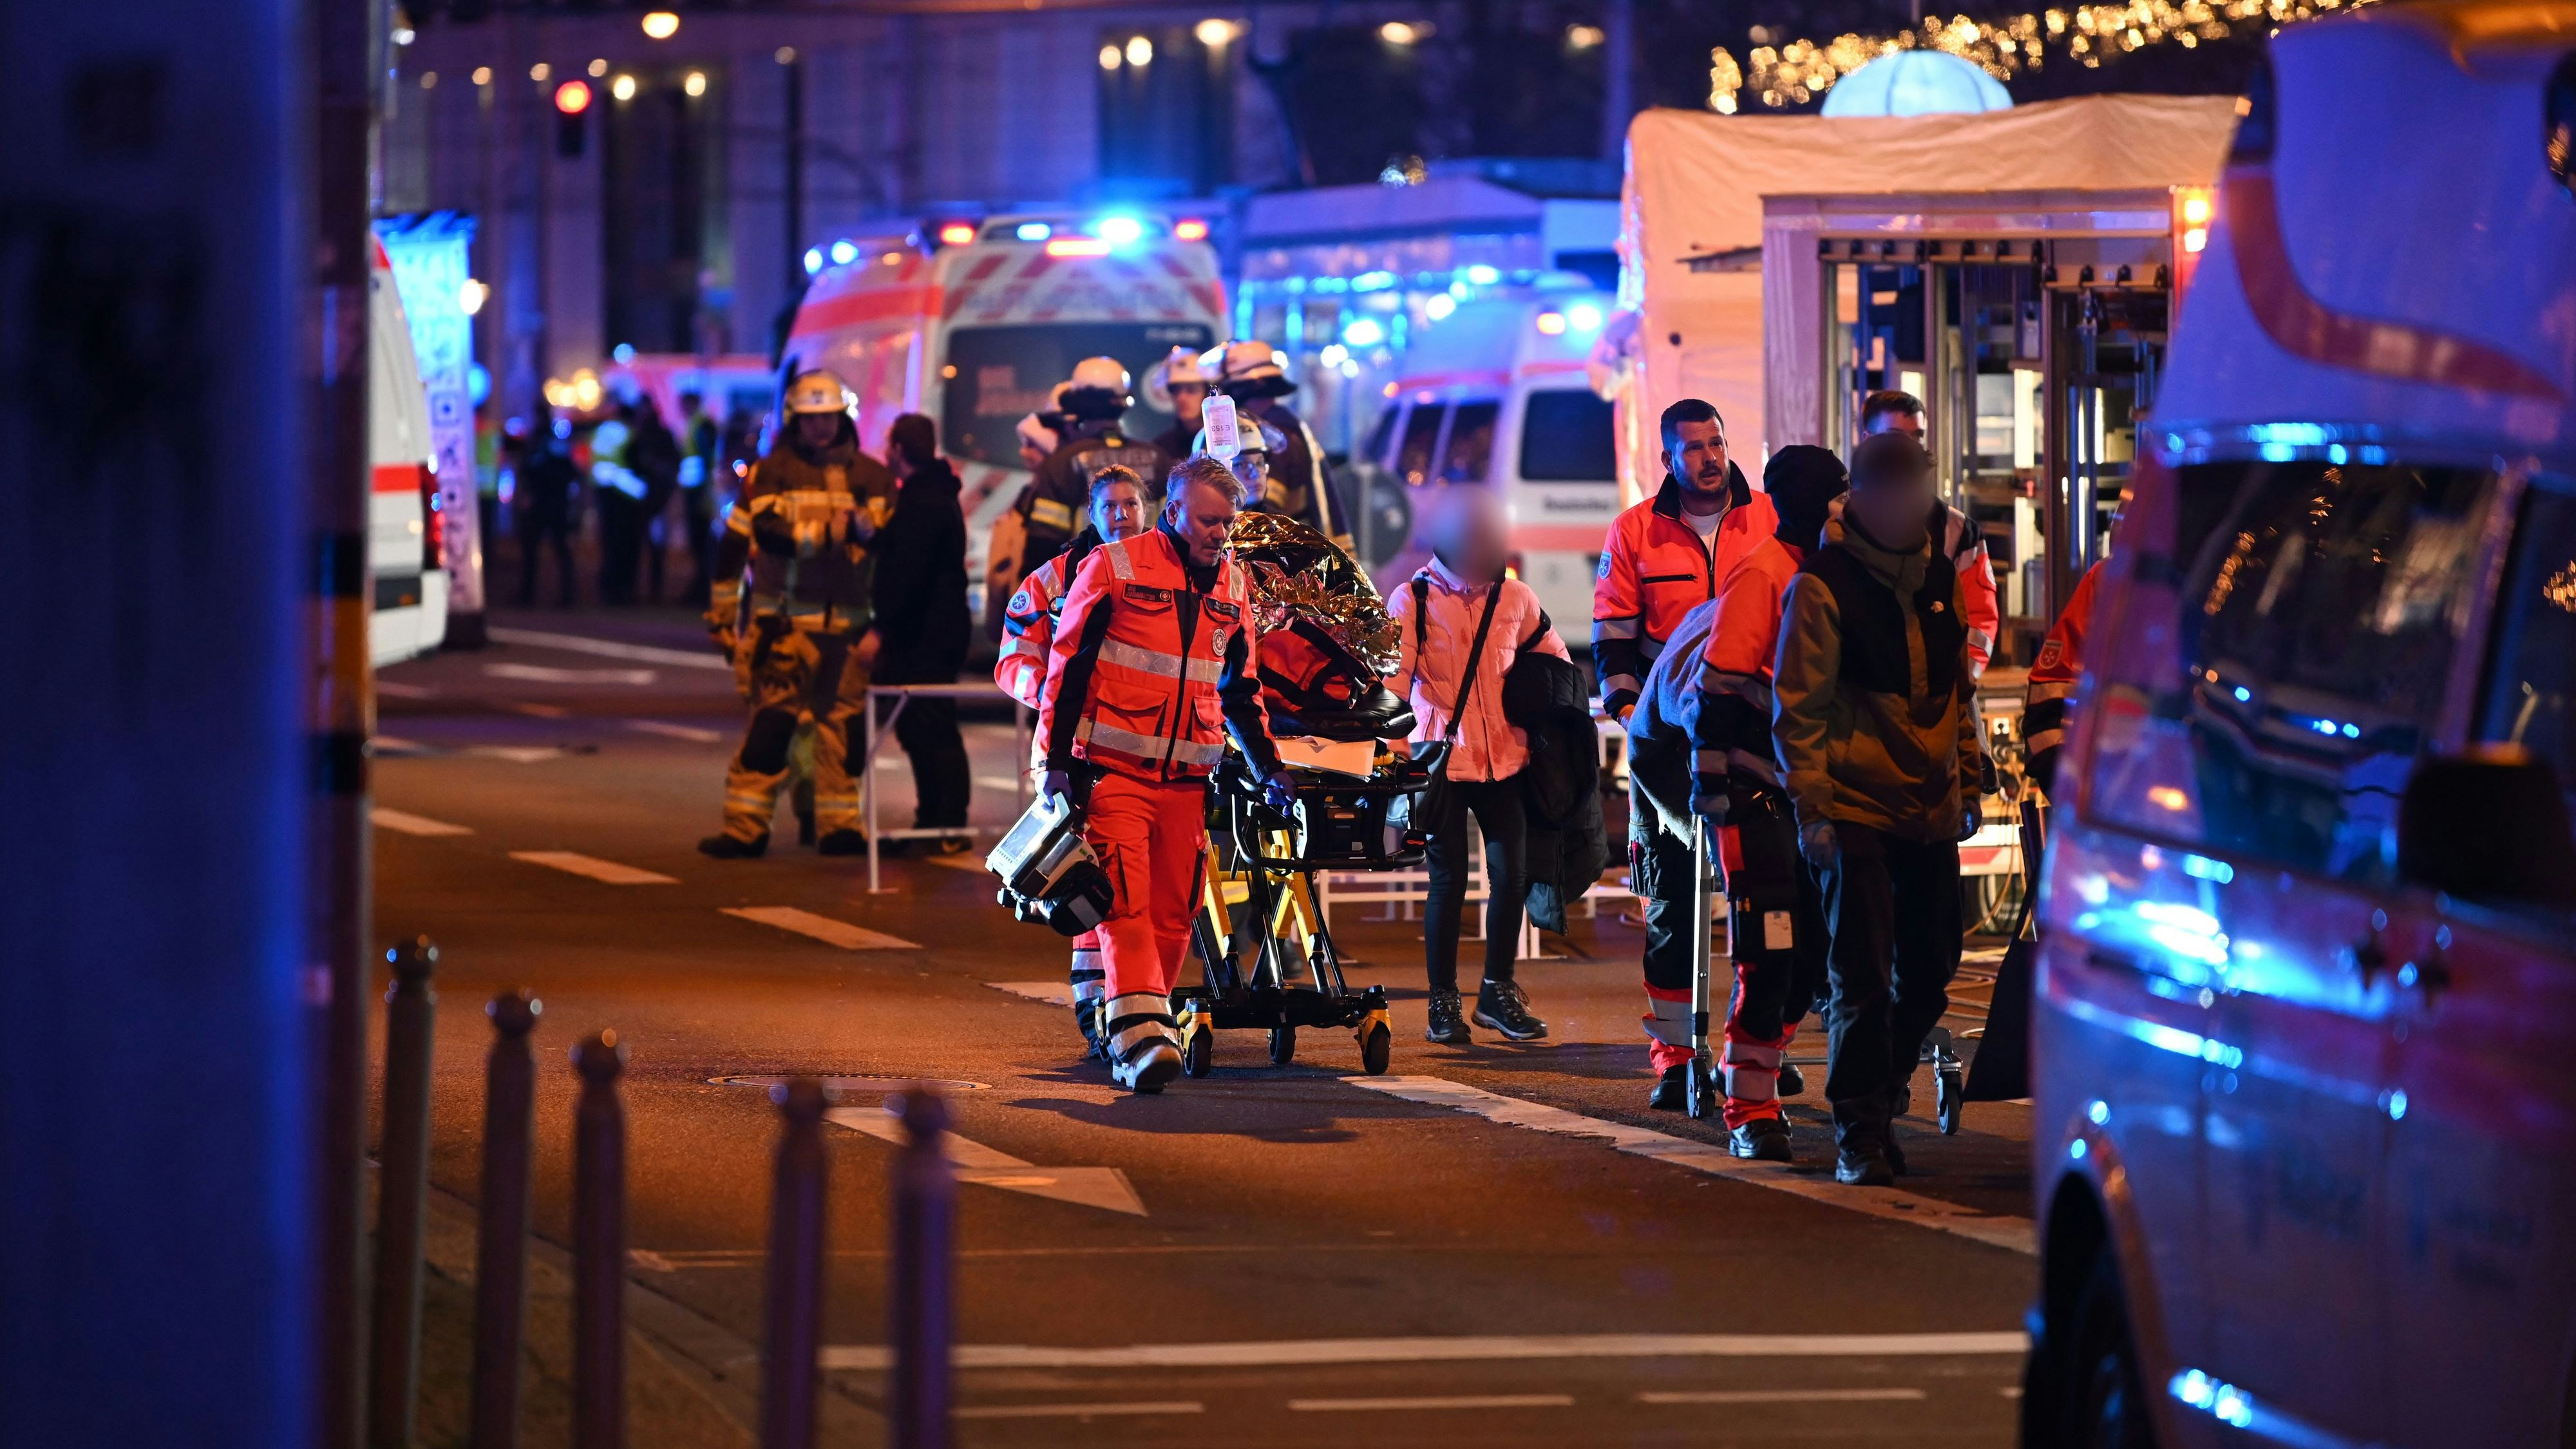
{"left": 1345, "top": 1075, "right": 2036, "bottom": 1256}
{"left": 485, "top": 662, "right": 657, "bottom": 686}
{"left": 1291, "top": 1396, "right": 1574, "bottom": 1412}
{"left": 820, "top": 1332, "right": 2027, "bottom": 1372}
{"left": 376, "top": 681, "right": 439, "bottom": 699}
{"left": 1638, "top": 1388, "right": 1930, "bottom": 1405}
{"left": 986, "top": 981, "right": 1075, "bottom": 1007}
{"left": 823, "top": 1106, "right": 1146, "bottom": 1217}
{"left": 626, "top": 719, "right": 725, "bottom": 743}
{"left": 488, "top": 625, "right": 731, "bottom": 671}
{"left": 374, "top": 735, "right": 431, "bottom": 755}
{"left": 954, "top": 1402, "right": 1203, "bottom": 1421}
{"left": 372, "top": 808, "right": 473, "bottom": 837}
{"left": 722, "top": 905, "right": 919, "bottom": 951}
{"left": 972, "top": 775, "right": 1022, "bottom": 790}
{"left": 471, "top": 745, "right": 567, "bottom": 762}
{"left": 509, "top": 851, "right": 677, "bottom": 885}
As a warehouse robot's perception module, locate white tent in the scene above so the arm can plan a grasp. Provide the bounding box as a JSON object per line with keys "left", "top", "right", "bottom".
{"left": 1611, "top": 94, "right": 2240, "bottom": 495}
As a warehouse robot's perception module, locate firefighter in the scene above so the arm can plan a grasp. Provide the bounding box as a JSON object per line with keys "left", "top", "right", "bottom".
{"left": 1683, "top": 446, "right": 1849, "bottom": 1157}
{"left": 699, "top": 370, "right": 896, "bottom": 858}
{"left": 1014, "top": 359, "right": 1171, "bottom": 585}
{"left": 1213, "top": 340, "right": 1354, "bottom": 553}
{"left": 1593, "top": 399, "right": 1779, "bottom": 1109}
{"left": 1041, "top": 456, "right": 1296, "bottom": 1093}
{"left": 1859, "top": 390, "right": 2000, "bottom": 677}
{"left": 1190, "top": 413, "right": 1290, "bottom": 503}
{"left": 2022, "top": 559, "right": 2105, "bottom": 795}
{"left": 1146, "top": 346, "right": 1211, "bottom": 460}
{"left": 994, "top": 464, "right": 1151, "bottom": 1057}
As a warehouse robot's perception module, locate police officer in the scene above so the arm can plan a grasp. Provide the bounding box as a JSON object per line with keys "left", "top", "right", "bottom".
{"left": 699, "top": 370, "right": 897, "bottom": 858}
{"left": 1015, "top": 359, "right": 1171, "bottom": 584}
{"left": 1212, "top": 340, "right": 1354, "bottom": 553}
{"left": 995, "top": 464, "right": 1151, "bottom": 1057}
{"left": 1041, "top": 457, "right": 1297, "bottom": 1093}
{"left": 1593, "top": 399, "right": 1777, "bottom": 1108}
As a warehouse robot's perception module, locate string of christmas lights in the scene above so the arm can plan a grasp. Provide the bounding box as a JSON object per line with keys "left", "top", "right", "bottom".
{"left": 1708, "top": 0, "right": 2365, "bottom": 111}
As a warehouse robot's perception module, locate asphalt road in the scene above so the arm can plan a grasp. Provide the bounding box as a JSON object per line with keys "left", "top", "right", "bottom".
{"left": 374, "top": 608, "right": 2037, "bottom": 1448}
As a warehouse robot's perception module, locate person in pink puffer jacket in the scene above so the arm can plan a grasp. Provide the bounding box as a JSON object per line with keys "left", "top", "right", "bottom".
{"left": 1388, "top": 488, "right": 1571, "bottom": 1045}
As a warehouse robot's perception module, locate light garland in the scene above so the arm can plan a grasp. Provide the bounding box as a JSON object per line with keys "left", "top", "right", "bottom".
{"left": 1709, "top": 0, "right": 2365, "bottom": 111}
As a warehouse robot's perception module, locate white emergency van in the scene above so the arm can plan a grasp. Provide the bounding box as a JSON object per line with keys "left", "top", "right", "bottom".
{"left": 1356, "top": 285, "right": 1621, "bottom": 642}
{"left": 779, "top": 213, "right": 1227, "bottom": 623}
{"left": 368, "top": 236, "right": 447, "bottom": 667}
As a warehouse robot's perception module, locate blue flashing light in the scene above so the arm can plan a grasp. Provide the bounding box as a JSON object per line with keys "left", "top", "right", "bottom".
{"left": 829, "top": 239, "right": 859, "bottom": 265}
{"left": 2182, "top": 854, "right": 2235, "bottom": 884}
{"left": 1566, "top": 301, "right": 1604, "bottom": 332}
{"left": 2342, "top": 722, "right": 2360, "bottom": 739}
{"left": 802, "top": 247, "right": 824, "bottom": 275}
{"left": 2307, "top": 716, "right": 2340, "bottom": 737}
{"left": 1016, "top": 222, "right": 1052, "bottom": 242}
{"left": 1312, "top": 276, "right": 1349, "bottom": 294}
{"left": 2248, "top": 422, "right": 2331, "bottom": 446}
{"left": 1465, "top": 264, "right": 1501, "bottom": 285}
{"left": 2358, "top": 445, "right": 2389, "bottom": 464}
{"left": 2327, "top": 444, "right": 2348, "bottom": 464}
{"left": 2087, "top": 1099, "right": 2110, "bottom": 1126}
{"left": 1343, "top": 317, "right": 1387, "bottom": 348}
{"left": 611, "top": 343, "right": 636, "bottom": 363}
{"left": 2069, "top": 1138, "right": 2089, "bottom": 1160}
{"left": 1094, "top": 214, "right": 1144, "bottom": 246}
{"left": 2260, "top": 442, "right": 2296, "bottom": 463}
{"left": 1352, "top": 270, "right": 1397, "bottom": 292}
{"left": 2232, "top": 686, "right": 2252, "bottom": 703}
{"left": 2385, "top": 1088, "right": 2409, "bottom": 1121}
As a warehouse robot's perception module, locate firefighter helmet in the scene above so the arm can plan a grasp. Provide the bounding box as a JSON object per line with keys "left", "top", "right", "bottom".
{"left": 1062, "top": 356, "right": 1133, "bottom": 420}
{"left": 784, "top": 370, "right": 855, "bottom": 417}
{"left": 1142, "top": 346, "right": 1208, "bottom": 411}
{"left": 1214, "top": 340, "right": 1294, "bottom": 399}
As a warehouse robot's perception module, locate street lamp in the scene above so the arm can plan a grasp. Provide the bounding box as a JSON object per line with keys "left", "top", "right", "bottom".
{"left": 641, "top": 10, "right": 680, "bottom": 39}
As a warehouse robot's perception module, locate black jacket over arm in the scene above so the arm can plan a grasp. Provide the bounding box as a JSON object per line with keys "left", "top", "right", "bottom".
{"left": 871, "top": 459, "right": 971, "bottom": 681}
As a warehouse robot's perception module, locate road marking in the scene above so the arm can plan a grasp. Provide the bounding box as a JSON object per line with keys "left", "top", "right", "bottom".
{"left": 954, "top": 1402, "right": 1202, "bottom": 1420}
{"left": 374, "top": 735, "right": 431, "bottom": 755}
{"left": 987, "top": 981, "right": 1074, "bottom": 1007}
{"left": 376, "top": 680, "right": 439, "bottom": 699}
{"left": 627, "top": 719, "right": 725, "bottom": 743}
{"left": 1344, "top": 1075, "right": 2036, "bottom": 1256}
{"left": 972, "top": 775, "right": 1022, "bottom": 790}
{"left": 723, "top": 905, "right": 919, "bottom": 951}
{"left": 471, "top": 745, "right": 567, "bottom": 763}
{"left": 820, "top": 1332, "right": 2028, "bottom": 1372}
{"left": 1291, "top": 1395, "right": 1574, "bottom": 1412}
{"left": 488, "top": 625, "right": 730, "bottom": 671}
{"left": 1638, "top": 1388, "right": 1930, "bottom": 1405}
{"left": 824, "top": 1106, "right": 1146, "bottom": 1217}
{"left": 485, "top": 661, "right": 657, "bottom": 686}
{"left": 509, "top": 851, "right": 677, "bottom": 885}
{"left": 372, "top": 808, "right": 472, "bottom": 837}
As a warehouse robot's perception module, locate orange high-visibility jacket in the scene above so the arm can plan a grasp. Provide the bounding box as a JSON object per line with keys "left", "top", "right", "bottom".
{"left": 1043, "top": 527, "right": 1280, "bottom": 783}
{"left": 2022, "top": 559, "right": 2104, "bottom": 781}
{"left": 1939, "top": 504, "right": 2002, "bottom": 678}
{"left": 1592, "top": 469, "right": 1778, "bottom": 717}
{"left": 995, "top": 529, "right": 1103, "bottom": 710}
{"left": 1689, "top": 535, "right": 1806, "bottom": 786}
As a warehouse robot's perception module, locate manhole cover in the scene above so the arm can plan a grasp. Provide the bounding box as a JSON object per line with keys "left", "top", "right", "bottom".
{"left": 708, "top": 1074, "right": 989, "bottom": 1095}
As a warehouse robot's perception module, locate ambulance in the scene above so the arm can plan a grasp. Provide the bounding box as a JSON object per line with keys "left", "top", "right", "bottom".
{"left": 368, "top": 235, "right": 447, "bottom": 667}
{"left": 778, "top": 213, "right": 1227, "bottom": 623}
{"left": 1357, "top": 284, "right": 1621, "bottom": 643}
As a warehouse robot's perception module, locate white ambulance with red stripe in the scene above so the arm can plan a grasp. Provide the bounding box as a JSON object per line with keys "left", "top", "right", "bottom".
{"left": 369, "top": 235, "right": 448, "bottom": 667}
{"left": 1360, "top": 286, "right": 1621, "bottom": 644}
{"left": 779, "top": 213, "right": 1227, "bottom": 625}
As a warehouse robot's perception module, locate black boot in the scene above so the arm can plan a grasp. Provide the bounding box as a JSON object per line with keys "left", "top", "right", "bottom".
{"left": 1074, "top": 1001, "right": 1106, "bottom": 1059}
{"left": 1835, "top": 1142, "right": 1895, "bottom": 1186}
{"left": 1777, "top": 1062, "right": 1806, "bottom": 1096}
{"left": 1648, "top": 1063, "right": 1690, "bottom": 1110}
{"left": 699, "top": 833, "right": 767, "bottom": 859}
{"left": 795, "top": 806, "right": 817, "bottom": 847}
{"left": 1729, "top": 1116, "right": 1793, "bottom": 1162}
{"left": 1425, "top": 990, "right": 1471, "bottom": 1045}
{"left": 816, "top": 828, "right": 867, "bottom": 857}
{"left": 1473, "top": 978, "right": 1549, "bottom": 1041}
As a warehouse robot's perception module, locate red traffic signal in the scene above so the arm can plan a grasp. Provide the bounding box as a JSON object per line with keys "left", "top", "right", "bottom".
{"left": 554, "top": 79, "right": 592, "bottom": 114}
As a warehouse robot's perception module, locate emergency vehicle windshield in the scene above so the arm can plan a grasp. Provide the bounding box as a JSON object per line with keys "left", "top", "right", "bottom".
{"left": 941, "top": 321, "right": 1215, "bottom": 466}
{"left": 1519, "top": 390, "right": 1618, "bottom": 482}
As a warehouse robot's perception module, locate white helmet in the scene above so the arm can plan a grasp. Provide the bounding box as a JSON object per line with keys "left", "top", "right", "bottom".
{"left": 1016, "top": 412, "right": 1061, "bottom": 459}
{"left": 784, "top": 369, "right": 855, "bottom": 417}
{"left": 1213, "top": 339, "right": 1293, "bottom": 399}
{"left": 1062, "top": 355, "right": 1133, "bottom": 419}
{"left": 1142, "top": 346, "right": 1208, "bottom": 411}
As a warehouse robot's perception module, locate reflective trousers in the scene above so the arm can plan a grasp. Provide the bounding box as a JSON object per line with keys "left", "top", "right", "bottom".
{"left": 1817, "top": 825, "right": 1962, "bottom": 1152}
{"left": 1084, "top": 772, "right": 1208, "bottom": 1001}
{"left": 720, "top": 627, "right": 869, "bottom": 844}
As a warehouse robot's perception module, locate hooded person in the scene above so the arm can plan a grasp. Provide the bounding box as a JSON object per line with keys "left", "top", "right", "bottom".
{"left": 1213, "top": 340, "right": 1354, "bottom": 553}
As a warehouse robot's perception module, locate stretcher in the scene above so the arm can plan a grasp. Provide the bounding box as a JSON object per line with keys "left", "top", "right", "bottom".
{"left": 1171, "top": 750, "right": 1432, "bottom": 1079}
{"left": 1681, "top": 816, "right": 1966, "bottom": 1133}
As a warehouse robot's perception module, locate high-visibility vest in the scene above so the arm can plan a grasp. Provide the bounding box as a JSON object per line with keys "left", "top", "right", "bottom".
{"left": 1057, "top": 530, "right": 1252, "bottom": 782}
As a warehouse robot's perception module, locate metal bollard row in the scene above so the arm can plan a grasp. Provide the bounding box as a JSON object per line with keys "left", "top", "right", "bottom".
{"left": 369, "top": 938, "right": 439, "bottom": 1449}
{"left": 471, "top": 989, "right": 541, "bottom": 1449}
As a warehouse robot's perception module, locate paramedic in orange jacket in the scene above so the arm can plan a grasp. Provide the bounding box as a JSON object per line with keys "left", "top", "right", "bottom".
{"left": 1596, "top": 399, "right": 1779, "bottom": 1112}
{"left": 1859, "top": 390, "right": 2000, "bottom": 677}
{"left": 995, "top": 465, "right": 1150, "bottom": 1058}
{"left": 1684, "top": 445, "right": 1848, "bottom": 1157}
{"left": 1041, "top": 457, "right": 1297, "bottom": 1093}
{"left": 2022, "top": 560, "right": 2104, "bottom": 795}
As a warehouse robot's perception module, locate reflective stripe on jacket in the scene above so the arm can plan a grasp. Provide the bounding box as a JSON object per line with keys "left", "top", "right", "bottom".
{"left": 1591, "top": 469, "right": 1777, "bottom": 715}
{"left": 1692, "top": 536, "right": 1804, "bottom": 782}
{"left": 995, "top": 529, "right": 1103, "bottom": 712}
{"left": 1387, "top": 560, "right": 1569, "bottom": 783}
{"left": 1043, "top": 529, "right": 1280, "bottom": 783}
{"left": 1940, "top": 504, "right": 2001, "bottom": 678}
{"left": 2022, "top": 559, "right": 2103, "bottom": 762}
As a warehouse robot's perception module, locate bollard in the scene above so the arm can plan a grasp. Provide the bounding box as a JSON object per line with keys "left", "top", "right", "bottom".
{"left": 886, "top": 1089, "right": 954, "bottom": 1449}
{"left": 470, "top": 990, "right": 541, "bottom": 1449}
{"left": 759, "top": 1080, "right": 829, "bottom": 1449}
{"left": 368, "top": 938, "right": 439, "bottom": 1449}
{"left": 571, "top": 1032, "right": 629, "bottom": 1449}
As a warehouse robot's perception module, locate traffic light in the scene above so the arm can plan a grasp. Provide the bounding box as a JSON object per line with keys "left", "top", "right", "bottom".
{"left": 553, "top": 79, "right": 591, "bottom": 158}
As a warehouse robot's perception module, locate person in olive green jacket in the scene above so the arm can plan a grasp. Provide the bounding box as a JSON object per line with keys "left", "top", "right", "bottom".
{"left": 1770, "top": 431, "right": 1985, "bottom": 1187}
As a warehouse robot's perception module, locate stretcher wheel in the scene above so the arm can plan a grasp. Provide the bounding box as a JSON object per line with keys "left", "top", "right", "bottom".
{"left": 1183, "top": 1023, "right": 1214, "bottom": 1079}
{"left": 1359, "top": 1022, "right": 1390, "bottom": 1075}
{"left": 1268, "top": 1024, "right": 1296, "bottom": 1067}
{"left": 1937, "top": 1064, "right": 1964, "bottom": 1135}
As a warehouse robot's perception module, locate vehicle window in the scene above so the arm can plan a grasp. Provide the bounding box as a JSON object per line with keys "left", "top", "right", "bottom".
{"left": 2094, "top": 457, "right": 2499, "bottom": 884}
{"left": 1361, "top": 405, "right": 1399, "bottom": 468}
{"left": 939, "top": 321, "right": 1214, "bottom": 468}
{"left": 2476, "top": 478, "right": 2576, "bottom": 825}
{"left": 1439, "top": 402, "right": 1499, "bottom": 484}
{"left": 1520, "top": 390, "right": 1618, "bottom": 482}
{"left": 1395, "top": 403, "right": 1445, "bottom": 486}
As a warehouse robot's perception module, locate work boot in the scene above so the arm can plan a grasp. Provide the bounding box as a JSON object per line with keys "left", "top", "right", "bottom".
{"left": 1648, "top": 1063, "right": 1690, "bottom": 1111}
{"left": 1112, "top": 1039, "right": 1182, "bottom": 1094}
{"left": 1074, "top": 1002, "right": 1106, "bottom": 1061}
{"left": 1729, "top": 1116, "right": 1793, "bottom": 1162}
{"left": 698, "top": 833, "right": 767, "bottom": 859}
{"left": 1473, "top": 978, "right": 1549, "bottom": 1041}
{"left": 1777, "top": 1062, "right": 1806, "bottom": 1097}
{"left": 1835, "top": 1144, "right": 1895, "bottom": 1187}
{"left": 816, "top": 828, "right": 867, "bottom": 857}
{"left": 1425, "top": 990, "right": 1471, "bottom": 1045}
